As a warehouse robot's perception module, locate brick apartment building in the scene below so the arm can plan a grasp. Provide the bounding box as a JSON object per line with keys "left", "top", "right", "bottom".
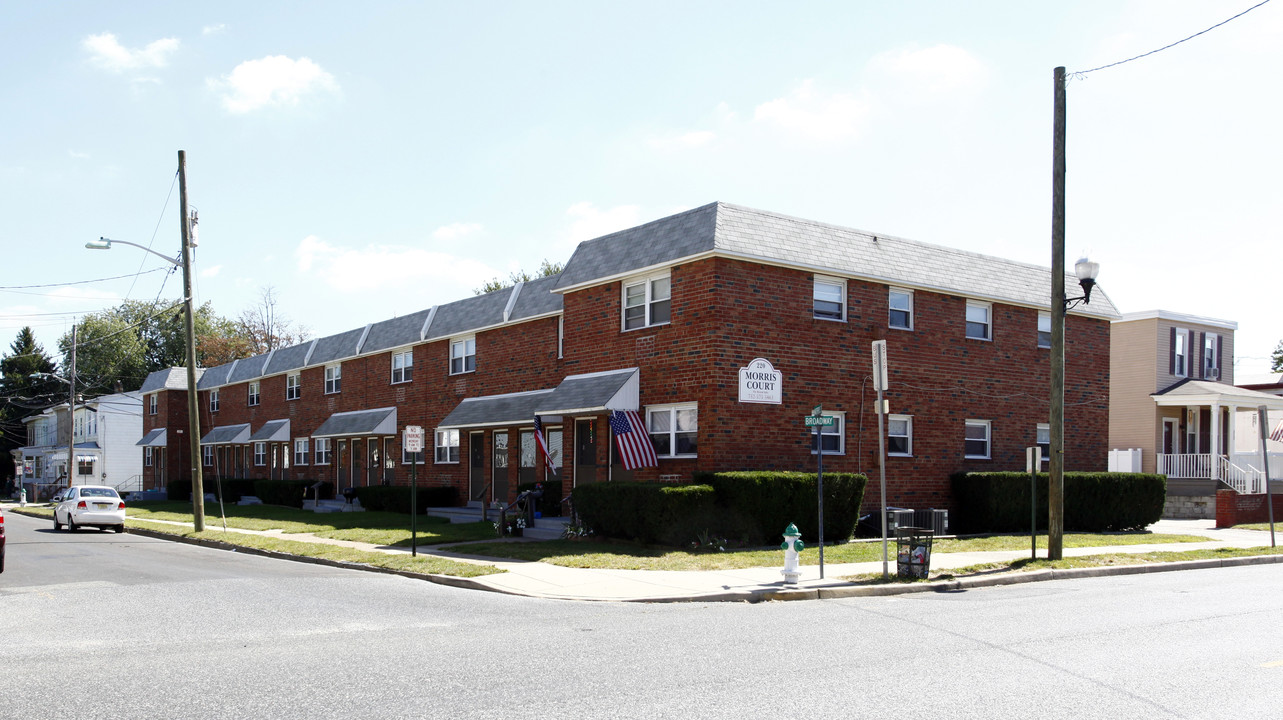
{"left": 138, "top": 202, "right": 1118, "bottom": 515}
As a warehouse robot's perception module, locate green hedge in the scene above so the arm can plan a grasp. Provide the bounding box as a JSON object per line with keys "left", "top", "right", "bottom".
{"left": 207, "top": 478, "right": 257, "bottom": 503}
{"left": 352, "top": 485, "right": 458, "bottom": 514}
{"left": 517, "top": 479, "right": 564, "bottom": 517}
{"left": 951, "top": 472, "right": 1166, "bottom": 533}
{"left": 166, "top": 479, "right": 191, "bottom": 502}
{"left": 251, "top": 479, "right": 332, "bottom": 508}
{"left": 572, "top": 482, "right": 717, "bottom": 546}
{"left": 696, "top": 471, "right": 868, "bottom": 544}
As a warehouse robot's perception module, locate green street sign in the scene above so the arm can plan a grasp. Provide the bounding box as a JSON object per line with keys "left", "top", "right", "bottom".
{"left": 804, "top": 415, "right": 836, "bottom": 427}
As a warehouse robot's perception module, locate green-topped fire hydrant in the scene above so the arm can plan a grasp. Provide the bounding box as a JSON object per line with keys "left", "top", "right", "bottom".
{"left": 780, "top": 523, "right": 804, "bottom": 584}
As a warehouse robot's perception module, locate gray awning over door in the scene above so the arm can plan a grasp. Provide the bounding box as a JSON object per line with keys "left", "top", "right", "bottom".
{"left": 136, "top": 428, "right": 168, "bottom": 447}
{"left": 534, "top": 368, "right": 638, "bottom": 415}
{"left": 436, "top": 390, "right": 555, "bottom": 431}
{"left": 250, "top": 419, "right": 291, "bottom": 442}
{"left": 201, "top": 423, "right": 252, "bottom": 445}
{"left": 312, "top": 407, "right": 398, "bottom": 438}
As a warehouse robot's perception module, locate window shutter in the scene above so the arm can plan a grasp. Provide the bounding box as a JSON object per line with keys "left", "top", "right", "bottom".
{"left": 1197, "top": 331, "right": 1205, "bottom": 379}
{"left": 1217, "top": 335, "right": 1224, "bottom": 377}
{"left": 1169, "top": 327, "right": 1176, "bottom": 375}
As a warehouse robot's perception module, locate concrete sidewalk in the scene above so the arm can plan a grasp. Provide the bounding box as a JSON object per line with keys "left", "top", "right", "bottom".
{"left": 8, "top": 505, "right": 1281, "bottom": 602}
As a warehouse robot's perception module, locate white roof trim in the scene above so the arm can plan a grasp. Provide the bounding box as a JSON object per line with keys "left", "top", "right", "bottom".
{"left": 1116, "top": 309, "right": 1237, "bottom": 330}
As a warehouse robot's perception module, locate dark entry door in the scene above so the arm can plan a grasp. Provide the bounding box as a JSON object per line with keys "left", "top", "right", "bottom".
{"left": 492, "top": 431, "right": 509, "bottom": 504}
{"left": 519, "top": 430, "right": 537, "bottom": 487}
{"left": 353, "top": 439, "right": 366, "bottom": 487}
{"left": 469, "top": 432, "right": 486, "bottom": 506}
{"left": 575, "top": 419, "right": 596, "bottom": 486}
{"left": 367, "top": 439, "right": 380, "bottom": 486}
{"left": 337, "top": 440, "right": 348, "bottom": 490}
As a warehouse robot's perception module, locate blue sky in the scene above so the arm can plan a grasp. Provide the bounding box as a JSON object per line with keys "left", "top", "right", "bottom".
{"left": 2, "top": 1, "right": 1280, "bottom": 376}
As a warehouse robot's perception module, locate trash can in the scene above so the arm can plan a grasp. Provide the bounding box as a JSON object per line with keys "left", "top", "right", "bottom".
{"left": 896, "top": 526, "right": 934, "bottom": 579}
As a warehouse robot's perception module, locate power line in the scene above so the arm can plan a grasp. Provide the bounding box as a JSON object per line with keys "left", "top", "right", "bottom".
{"left": 1072, "top": 0, "right": 1272, "bottom": 77}
{"left": 0, "top": 267, "right": 167, "bottom": 290}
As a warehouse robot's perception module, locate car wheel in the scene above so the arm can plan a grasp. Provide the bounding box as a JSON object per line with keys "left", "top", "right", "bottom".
{"left": 67, "top": 515, "right": 78, "bottom": 532}
{"left": 53, "top": 513, "right": 62, "bottom": 531}
{"left": 115, "top": 524, "right": 126, "bottom": 533}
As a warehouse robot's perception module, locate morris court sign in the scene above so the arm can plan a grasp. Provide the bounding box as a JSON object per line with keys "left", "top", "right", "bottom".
{"left": 738, "top": 357, "right": 782, "bottom": 404}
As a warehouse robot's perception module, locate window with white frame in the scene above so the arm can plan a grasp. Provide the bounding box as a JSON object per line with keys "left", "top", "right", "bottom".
{"left": 1038, "top": 312, "right": 1051, "bottom": 349}
{"left": 647, "top": 404, "right": 698, "bottom": 457}
{"left": 435, "top": 429, "right": 460, "bottom": 463}
{"left": 144, "top": 447, "right": 153, "bottom": 466}
{"left": 315, "top": 437, "right": 332, "bottom": 465}
{"left": 249, "top": 380, "right": 261, "bottom": 406}
{"left": 450, "top": 337, "right": 476, "bottom": 375}
{"left": 253, "top": 442, "right": 267, "bottom": 466}
{"left": 965, "top": 302, "right": 992, "bottom": 340}
{"left": 1204, "top": 333, "right": 1219, "bottom": 380}
{"left": 402, "top": 440, "right": 425, "bottom": 464}
{"left": 210, "top": 389, "right": 220, "bottom": 413}
{"left": 889, "top": 288, "right": 913, "bottom": 330}
{"left": 294, "top": 437, "right": 309, "bottom": 465}
{"left": 286, "top": 372, "right": 300, "bottom": 400}
{"left": 622, "top": 272, "right": 672, "bottom": 330}
{"left": 965, "top": 419, "right": 991, "bottom": 459}
{"left": 1173, "top": 329, "right": 1189, "bottom": 377}
{"left": 810, "top": 412, "right": 845, "bottom": 455}
{"left": 149, "top": 394, "right": 157, "bottom": 415}
{"left": 324, "top": 364, "right": 342, "bottom": 394}
{"left": 813, "top": 276, "right": 845, "bottom": 321}
{"left": 203, "top": 445, "right": 213, "bottom": 467}
{"left": 888, "top": 415, "right": 912, "bottom": 456}
{"left": 1036, "top": 423, "right": 1050, "bottom": 463}
{"left": 391, "top": 350, "right": 413, "bottom": 384}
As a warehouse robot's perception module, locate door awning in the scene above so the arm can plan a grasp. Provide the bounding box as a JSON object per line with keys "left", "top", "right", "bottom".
{"left": 436, "top": 389, "right": 556, "bottom": 431}
{"left": 136, "top": 428, "right": 168, "bottom": 447}
{"left": 534, "top": 368, "right": 638, "bottom": 416}
{"left": 76, "top": 455, "right": 97, "bottom": 463}
{"left": 311, "top": 407, "right": 398, "bottom": 439}
{"left": 1151, "top": 379, "right": 1283, "bottom": 410}
{"left": 250, "top": 419, "right": 291, "bottom": 443}
{"left": 201, "top": 423, "right": 252, "bottom": 445}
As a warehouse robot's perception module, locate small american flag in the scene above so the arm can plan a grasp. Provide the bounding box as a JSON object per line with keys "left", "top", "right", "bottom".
{"left": 609, "top": 410, "right": 658, "bottom": 470}
{"left": 533, "top": 415, "right": 558, "bottom": 475}
{"left": 1271, "top": 420, "right": 1283, "bottom": 443}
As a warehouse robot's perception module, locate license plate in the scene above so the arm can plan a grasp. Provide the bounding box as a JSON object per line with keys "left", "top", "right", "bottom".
{"left": 94, "top": 502, "right": 112, "bottom": 509}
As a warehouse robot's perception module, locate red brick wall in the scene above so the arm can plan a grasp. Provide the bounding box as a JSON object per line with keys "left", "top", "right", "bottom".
{"left": 1216, "top": 488, "right": 1283, "bottom": 528}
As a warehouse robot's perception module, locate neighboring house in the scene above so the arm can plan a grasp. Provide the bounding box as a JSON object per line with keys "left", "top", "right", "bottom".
{"left": 140, "top": 202, "right": 1118, "bottom": 517}
{"left": 13, "top": 391, "right": 144, "bottom": 497}
{"left": 136, "top": 368, "right": 203, "bottom": 491}
{"left": 1110, "top": 310, "right": 1283, "bottom": 518}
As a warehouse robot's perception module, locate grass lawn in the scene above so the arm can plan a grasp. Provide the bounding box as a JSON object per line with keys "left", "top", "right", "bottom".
{"left": 1236, "top": 522, "right": 1282, "bottom": 533}
{"left": 123, "top": 501, "right": 498, "bottom": 546}
{"left": 444, "top": 531, "right": 1211, "bottom": 571}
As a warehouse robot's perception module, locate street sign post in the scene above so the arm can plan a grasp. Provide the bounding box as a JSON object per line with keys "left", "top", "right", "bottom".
{"left": 810, "top": 406, "right": 826, "bottom": 578}
{"left": 1027, "top": 446, "right": 1042, "bottom": 560}
{"left": 405, "top": 425, "right": 424, "bottom": 555}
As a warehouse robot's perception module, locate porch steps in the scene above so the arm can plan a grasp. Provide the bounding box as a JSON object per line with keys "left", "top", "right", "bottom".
{"left": 426, "top": 505, "right": 568, "bottom": 541}
{"left": 309, "top": 498, "right": 365, "bottom": 514}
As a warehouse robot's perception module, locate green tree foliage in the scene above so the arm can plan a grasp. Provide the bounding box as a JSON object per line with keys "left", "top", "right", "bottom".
{"left": 0, "top": 327, "right": 62, "bottom": 479}
{"left": 1272, "top": 340, "right": 1283, "bottom": 373}
{"left": 474, "top": 259, "right": 564, "bottom": 295}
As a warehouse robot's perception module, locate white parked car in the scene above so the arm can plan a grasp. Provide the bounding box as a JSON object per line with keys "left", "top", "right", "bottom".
{"left": 53, "top": 485, "right": 126, "bottom": 533}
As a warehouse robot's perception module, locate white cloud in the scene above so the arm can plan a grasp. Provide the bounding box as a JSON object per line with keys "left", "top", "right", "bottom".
{"left": 199, "top": 265, "right": 223, "bottom": 278}
{"left": 68, "top": 149, "right": 90, "bottom": 160}
{"left": 433, "top": 222, "right": 483, "bottom": 241}
{"left": 209, "top": 56, "right": 339, "bottom": 114}
{"left": 564, "top": 202, "right": 642, "bottom": 244}
{"left": 83, "top": 33, "right": 179, "bottom": 73}
{"left": 867, "top": 44, "right": 987, "bottom": 98}
{"left": 753, "top": 79, "right": 870, "bottom": 144}
{"left": 295, "top": 235, "right": 495, "bottom": 293}
{"left": 648, "top": 130, "right": 717, "bottom": 151}
{"left": 202, "top": 24, "right": 227, "bottom": 36}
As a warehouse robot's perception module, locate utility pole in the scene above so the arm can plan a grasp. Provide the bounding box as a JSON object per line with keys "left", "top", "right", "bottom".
{"left": 179, "top": 150, "right": 205, "bottom": 532}
{"left": 1048, "top": 66, "right": 1067, "bottom": 560}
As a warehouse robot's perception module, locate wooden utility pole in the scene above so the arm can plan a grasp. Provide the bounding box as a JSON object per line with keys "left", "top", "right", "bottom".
{"left": 179, "top": 150, "right": 205, "bottom": 532}
{"left": 1048, "top": 66, "right": 1067, "bottom": 560}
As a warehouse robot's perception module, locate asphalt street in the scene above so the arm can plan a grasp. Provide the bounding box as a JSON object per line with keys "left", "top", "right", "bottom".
{"left": 3, "top": 511, "right": 1282, "bottom": 719}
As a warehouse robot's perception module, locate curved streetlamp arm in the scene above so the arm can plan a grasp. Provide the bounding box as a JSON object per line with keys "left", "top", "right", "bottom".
{"left": 87, "top": 237, "right": 181, "bottom": 268}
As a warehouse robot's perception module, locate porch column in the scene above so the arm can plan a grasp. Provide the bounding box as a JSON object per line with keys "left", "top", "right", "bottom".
{"left": 1210, "top": 400, "right": 1221, "bottom": 482}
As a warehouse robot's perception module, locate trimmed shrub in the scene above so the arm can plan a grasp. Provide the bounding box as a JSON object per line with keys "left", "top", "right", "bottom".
{"left": 572, "top": 482, "right": 717, "bottom": 546}
{"left": 696, "top": 471, "right": 868, "bottom": 544}
{"left": 167, "top": 479, "right": 191, "bottom": 502}
{"left": 252, "top": 479, "right": 331, "bottom": 508}
{"left": 951, "top": 472, "right": 1166, "bottom": 534}
{"left": 207, "top": 478, "right": 256, "bottom": 503}
{"left": 352, "top": 485, "right": 458, "bottom": 514}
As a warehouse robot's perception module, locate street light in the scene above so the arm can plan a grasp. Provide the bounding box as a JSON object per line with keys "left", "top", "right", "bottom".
{"left": 86, "top": 150, "right": 205, "bottom": 531}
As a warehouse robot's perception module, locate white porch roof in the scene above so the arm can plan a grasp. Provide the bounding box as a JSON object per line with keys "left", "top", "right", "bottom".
{"left": 1151, "top": 380, "right": 1283, "bottom": 410}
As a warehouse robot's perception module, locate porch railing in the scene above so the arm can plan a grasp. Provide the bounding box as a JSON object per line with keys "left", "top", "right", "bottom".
{"left": 1157, "top": 453, "right": 1268, "bottom": 494}
{"left": 1157, "top": 453, "right": 1210, "bottom": 480}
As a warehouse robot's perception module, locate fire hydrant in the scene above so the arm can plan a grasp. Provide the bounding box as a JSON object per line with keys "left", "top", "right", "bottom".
{"left": 780, "top": 523, "right": 805, "bottom": 584}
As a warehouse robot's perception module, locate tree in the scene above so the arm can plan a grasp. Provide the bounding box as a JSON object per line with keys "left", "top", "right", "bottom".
{"left": 235, "top": 287, "right": 310, "bottom": 354}
{"left": 474, "top": 259, "right": 564, "bottom": 295}
{"left": 1272, "top": 340, "right": 1283, "bottom": 373}
{"left": 0, "top": 328, "right": 62, "bottom": 482}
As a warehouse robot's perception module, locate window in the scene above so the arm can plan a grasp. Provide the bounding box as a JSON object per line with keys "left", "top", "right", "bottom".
{"left": 294, "top": 438, "right": 309, "bottom": 465}
{"left": 144, "top": 447, "right": 153, "bottom": 466}
{"left": 623, "top": 272, "right": 672, "bottom": 330}
{"left": 315, "top": 437, "right": 332, "bottom": 465}
{"left": 547, "top": 427, "right": 563, "bottom": 471}
{"left": 325, "top": 364, "right": 342, "bottom": 394}
{"left": 1038, "top": 312, "right": 1051, "bottom": 349}
{"left": 966, "top": 302, "right": 991, "bottom": 340}
{"left": 435, "top": 429, "right": 460, "bottom": 463}
{"left": 248, "top": 380, "right": 260, "bottom": 406}
{"left": 813, "top": 276, "right": 845, "bottom": 321}
{"left": 203, "top": 445, "right": 213, "bottom": 467}
{"left": 965, "top": 419, "right": 991, "bottom": 459}
{"left": 888, "top": 415, "right": 912, "bottom": 456}
{"left": 210, "top": 389, "right": 220, "bottom": 412}
{"left": 391, "top": 350, "right": 413, "bottom": 384}
{"left": 286, "top": 372, "right": 300, "bottom": 400}
{"left": 149, "top": 394, "right": 157, "bottom": 415}
{"left": 1172, "top": 329, "right": 1189, "bottom": 377}
{"left": 450, "top": 337, "right": 476, "bottom": 375}
{"left": 1036, "top": 424, "right": 1050, "bottom": 463}
{"left": 254, "top": 442, "right": 267, "bottom": 466}
{"left": 647, "top": 404, "right": 698, "bottom": 457}
{"left": 809, "top": 412, "right": 845, "bottom": 455}
{"left": 889, "top": 288, "right": 913, "bottom": 330}
{"left": 78, "top": 458, "right": 94, "bottom": 476}
{"left": 1203, "top": 333, "right": 1219, "bottom": 380}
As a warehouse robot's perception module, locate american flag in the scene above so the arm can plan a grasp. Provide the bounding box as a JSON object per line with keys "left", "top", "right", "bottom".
{"left": 1271, "top": 420, "right": 1283, "bottom": 443}
{"left": 609, "top": 410, "right": 658, "bottom": 470}
{"left": 533, "top": 415, "right": 558, "bottom": 475}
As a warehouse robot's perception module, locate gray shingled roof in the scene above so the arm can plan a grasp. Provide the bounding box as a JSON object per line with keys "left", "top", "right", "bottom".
{"left": 312, "top": 407, "right": 398, "bottom": 438}
{"left": 362, "top": 308, "right": 433, "bottom": 355}
{"left": 140, "top": 367, "right": 203, "bottom": 393}
{"left": 508, "top": 275, "right": 564, "bottom": 322}
{"left": 249, "top": 419, "right": 290, "bottom": 442}
{"left": 535, "top": 368, "right": 638, "bottom": 415}
{"left": 555, "top": 202, "right": 1119, "bottom": 318}
{"left": 426, "top": 290, "right": 510, "bottom": 340}
{"left": 437, "top": 389, "right": 555, "bottom": 430}
{"left": 201, "top": 423, "right": 251, "bottom": 445}
{"left": 309, "top": 327, "right": 368, "bottom": 367}
{"left": 263, "top": 341, "right": 313, "bottom": 377}
{"left": 136, "top": 428, "right": 167, "bottom": 447}
{"left": 197, "top": 362, "right": 233, "bottom": 390}
{"left": 228, "top": 353, "right": 270, "bottom": 384}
